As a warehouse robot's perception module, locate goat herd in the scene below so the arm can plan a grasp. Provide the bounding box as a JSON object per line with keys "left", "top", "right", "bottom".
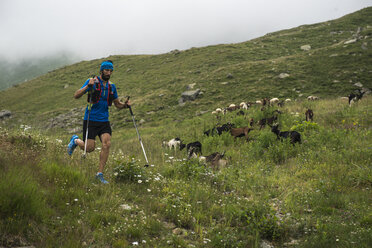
{"left": 162, "top": 90, "right": 367, "bottom": 169}
{"left": 162, "top": 97, "right": 315, "bottom": 169}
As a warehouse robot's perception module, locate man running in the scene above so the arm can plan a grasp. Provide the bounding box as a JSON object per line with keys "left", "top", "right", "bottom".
{"left": 67, "top": 60, "right": 130, "bottom": 184}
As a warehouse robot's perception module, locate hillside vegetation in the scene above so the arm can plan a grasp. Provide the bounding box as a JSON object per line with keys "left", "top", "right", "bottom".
{"left": 1, "top": 96, "right": 371, "bottom": 247}
{"left": 0, "top": 7, "right": 371, "bottom": 128}
{"left": 0, "top": 7, "right": 371, "bottom": 248}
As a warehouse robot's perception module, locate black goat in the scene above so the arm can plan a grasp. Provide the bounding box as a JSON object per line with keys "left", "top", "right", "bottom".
{"left": 271, "top": 125, "right": 301, "bottom": 145}
{"left": 216, "top": 122, "right": 235, "bottom": 135}
{"left": 305, "top": 109, "right": 314, "bottom": 122}
{"left": 348, "top": 89, "right": 365, "bottom": 106}
{"left": 203, "top": 127, "right": 217, "bottom": 136}
{"left": 180, "top": 141, "right": 202, "bottom": 159}
{"left": 258, "top": 115, "right": 278, "bottom": 130}
{"left": 204, "top": 122, "right": 235, "bottom": 136}
{"left": 236, "top": 110, "right": 245, "bottom": 116}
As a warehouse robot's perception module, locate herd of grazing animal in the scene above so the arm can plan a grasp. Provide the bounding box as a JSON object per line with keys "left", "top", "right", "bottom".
{"left": 162, "top": 91, "right": 368, "bottom": 169}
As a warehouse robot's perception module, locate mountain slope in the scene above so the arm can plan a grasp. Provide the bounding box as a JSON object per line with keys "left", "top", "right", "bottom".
{"left": 0, "top": 7, "right": 371, "bottom": 128}
{"left": 0, "top": 52, "right": 79, "bottom": 91}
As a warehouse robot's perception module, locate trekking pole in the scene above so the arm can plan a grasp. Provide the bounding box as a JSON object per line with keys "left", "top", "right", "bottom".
{"left": 82, "top": 77, "right": 95, "bottom": 159}
{"left": 127, "top": 97, "right": 150, "bottom": 167}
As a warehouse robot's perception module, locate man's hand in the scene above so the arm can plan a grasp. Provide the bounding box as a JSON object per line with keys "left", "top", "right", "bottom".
{"left": 124, "top": 98, "right": 131, "bottom": 108}
{"left": 87, "top": 76, "right": 97, "bottom": 88}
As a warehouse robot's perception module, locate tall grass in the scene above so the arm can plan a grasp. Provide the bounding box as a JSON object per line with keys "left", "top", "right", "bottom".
{"left": 1, "top": 97, "right": 371, "bottom": 247}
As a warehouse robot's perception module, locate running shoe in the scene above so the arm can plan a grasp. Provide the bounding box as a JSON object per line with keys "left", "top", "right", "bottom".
{"left": 67, "top": 135, "right": 78, "bottom": 156}
{"left": 96, "top": 172, "right": 109, "bottom": 184}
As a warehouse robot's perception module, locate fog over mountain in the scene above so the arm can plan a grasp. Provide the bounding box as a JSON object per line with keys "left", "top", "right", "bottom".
{"left": 1, "top": 0, "right": 371, "bottom": 62}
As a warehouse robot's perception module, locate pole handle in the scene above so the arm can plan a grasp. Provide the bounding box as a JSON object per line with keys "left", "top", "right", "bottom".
{"left": 126, "top": 96, "right": 133, "bottom": 115}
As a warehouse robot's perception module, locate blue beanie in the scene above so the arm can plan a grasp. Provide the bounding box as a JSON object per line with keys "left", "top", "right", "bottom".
{"left": 100, "top": 61, "right": 114, "bottom": 71}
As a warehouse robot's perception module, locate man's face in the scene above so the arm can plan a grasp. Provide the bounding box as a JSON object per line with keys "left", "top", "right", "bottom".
{"left": 101, "top": 69, "right": 112, "bottom": 81}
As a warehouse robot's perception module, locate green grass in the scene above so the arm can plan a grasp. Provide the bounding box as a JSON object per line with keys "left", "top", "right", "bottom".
{"left": 0, "top": 96, "right": 371, "bottom": 247}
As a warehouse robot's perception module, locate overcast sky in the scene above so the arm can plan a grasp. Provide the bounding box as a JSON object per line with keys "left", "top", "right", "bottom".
{"left": 0, "top": 0, "right": 371, "bottom": 62}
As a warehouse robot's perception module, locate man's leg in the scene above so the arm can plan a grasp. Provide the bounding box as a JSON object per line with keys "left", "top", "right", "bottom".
{"left": 98, "top": 133, "right": 111, "bottom": 173}
{"left": 75, "top": 138, "right": 95, "bottom": 152}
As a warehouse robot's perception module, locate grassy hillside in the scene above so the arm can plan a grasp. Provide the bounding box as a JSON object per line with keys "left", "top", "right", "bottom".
{"left": 0, "top": 7, "right": 371, "bottom": 248}
{"left": 1, "top": 96, "right": 371, "bottom": 247}
{"left": 0, "top": 7, "right": 371, "bottom": 128}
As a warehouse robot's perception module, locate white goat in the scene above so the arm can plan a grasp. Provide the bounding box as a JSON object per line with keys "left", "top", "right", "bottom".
{"left": 269, "top": 98, "right": 280, "bottom": 105}
{"left": 164, "top": 138, "right": 182, "bottom": 150}
{"left": 307, "top": 95, "right": 319, "bottom": 101}
{"left": 240, "top": 102, "right": 248, "bottom": 110}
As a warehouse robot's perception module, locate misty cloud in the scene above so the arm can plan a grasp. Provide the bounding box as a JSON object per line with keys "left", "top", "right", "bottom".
{"left": 0, "top": 0, "right": 371, "bottom": 61}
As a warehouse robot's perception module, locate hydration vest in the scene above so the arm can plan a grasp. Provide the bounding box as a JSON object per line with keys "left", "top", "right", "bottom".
{"left": 87, "top": 79, "right": 115, "bottom": 106}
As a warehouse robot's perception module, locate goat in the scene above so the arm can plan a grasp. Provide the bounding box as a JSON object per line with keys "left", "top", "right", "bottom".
{"left": 180, "top": 141, "right": 202, "bottom": 159}
{"left": 258, "top": 115, "right": 278, "bottom": 130}
{"left": 269, "top": 97, "right": 280, "bottom": 106}
{"left": 249, "top": 118, "right": 254, "bottom": 127}
{"left": 262, "top": 98, "right": 269, "bottom": 106}
{"left": 307, "top": 95, "right": 319, "bottom": 101}
{"left": 204, "top": 127, "right": 217, "bottom": 136}
{"left": 305, "top": 109, "right": 314, "bottom": 122}
{"left": 230, "top": 127, "right": 253, "bottom": 141}
{"left": 163, "top": 137, "right": 182, "bottom": 150}
{"left": 285, "top": 98, "right": 291, "bottom": 103}
{"left": 277, "top": 100, "right": 285, "bottom": 107}
{"left": 199, "top": 152, "right": 227, "bottom": 170}
{"left": 271, "top": 125, "right": 301, "bottom": 145}
{"left": 236, "top": 110, "right": 245, "bottom": 116}
{"left": 216, "top": 122, "right": 235, "bottom": 135}
{"left": 226, "top": 104, "right": 240, "bottom": 112}
{"left": 348, "top": 89, "right": 365, "bottom": 106}
{"left": 240, "top": 102, "right": 248, "bottom": 110}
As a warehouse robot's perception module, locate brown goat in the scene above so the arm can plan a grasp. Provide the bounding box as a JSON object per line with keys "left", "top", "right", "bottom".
{"left": 230, "top": 127, "right": 254, "bottom": 141}
{"left": 305, "top": 109, "right": 314, "bottom": 122}
{"left": 199, "top": 152, "right": 227, "bottom": 170}
{"left": 258, "top": 115, "right": 278, "bottom": 130}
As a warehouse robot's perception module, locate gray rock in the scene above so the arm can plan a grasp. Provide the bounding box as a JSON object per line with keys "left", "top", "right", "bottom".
{"left": 0, "top": 110, "right": 12, "bottom": 120}
{"left": 179, "top": 89, "right": 201, "bottom": 103}
{"left": 279, "top": 73, "right": 290, "bottom": 79}
{"left": 361, "top": 42, "right": 368, "bottom": 50}
{"left": 186, "top": 83, "right": 196, "bottom": 90}
{"left": 170, "top": 49, "right": 180, "bottom": 55}
{"left": 300, "top": 44, "right": 311, "bottom": 51}
{"left": 344, "top": 39, "right": 357, "bottom": 45}
{"left": 45, "top": 107, "right": 84, "bottom": 130}
{"left": 354, "top": 82, "right": 363, "bottom": 88}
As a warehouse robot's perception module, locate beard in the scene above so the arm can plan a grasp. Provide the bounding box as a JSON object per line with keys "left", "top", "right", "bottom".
{"left": 101, "top": 74, "right": 110, "bottom": 81}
